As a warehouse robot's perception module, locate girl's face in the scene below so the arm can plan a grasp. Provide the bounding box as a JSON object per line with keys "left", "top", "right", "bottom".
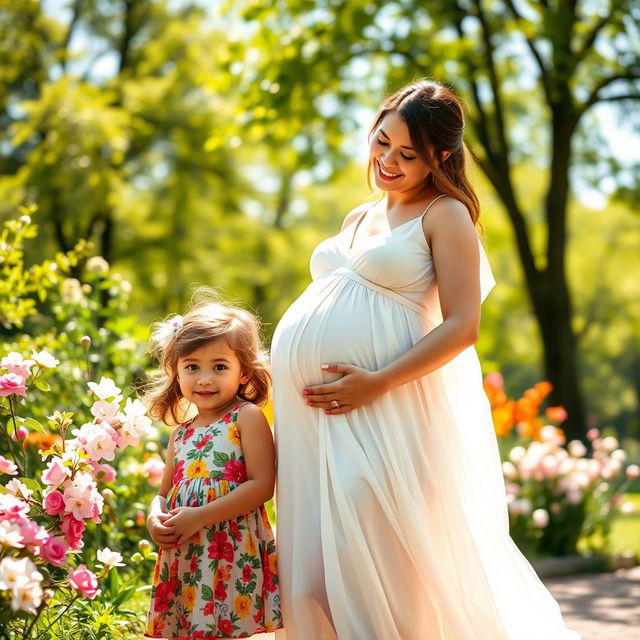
{"left": 176, "top": 337, "right": 249, "bottom": 421}
{"left": 369, "top": 110, "right": 432, "bottom": 194}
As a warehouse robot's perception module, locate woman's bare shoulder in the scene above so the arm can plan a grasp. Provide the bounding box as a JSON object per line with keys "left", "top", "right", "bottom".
{"left": 340, "top": 201, "right": 374, "bottom": 231}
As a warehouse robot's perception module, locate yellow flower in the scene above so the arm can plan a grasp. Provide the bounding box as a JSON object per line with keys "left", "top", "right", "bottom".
{"left": 182, "top": 585, "right": 196, "bottom": 611}
{"left": 186, "top": 459, "right": 209, "bottom": 479}
{"left": 227, "top": 425, "right": 241, "bottom": 447}
{"left": 234, "top": 594, "right": 251, "bottom": 619}
{"left": 245, "top": 533, "right": 257, "bottom": 556}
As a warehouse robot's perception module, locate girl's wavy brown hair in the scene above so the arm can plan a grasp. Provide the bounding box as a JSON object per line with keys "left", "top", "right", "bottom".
{"left": 368, "top": 78, "right": 481, "bottom": 227}
{"left": 144, "top": 288, "right": 271, "bottom": 425}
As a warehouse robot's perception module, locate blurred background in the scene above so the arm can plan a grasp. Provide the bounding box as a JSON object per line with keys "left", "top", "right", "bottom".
{"left": 2, "top": 0, "right": 639, "bottom": 441}
{"left": 1, "top": 1, "right": 639, "bottom": 636}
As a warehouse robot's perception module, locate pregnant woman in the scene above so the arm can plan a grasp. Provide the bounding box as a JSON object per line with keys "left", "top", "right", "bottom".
{"left": 271, "top": 79, "right": 579, "bottom": 640}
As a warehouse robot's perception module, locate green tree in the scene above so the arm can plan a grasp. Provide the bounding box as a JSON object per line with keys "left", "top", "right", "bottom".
{"left": 230, "top": 0, "right": 640, "bottom": 439}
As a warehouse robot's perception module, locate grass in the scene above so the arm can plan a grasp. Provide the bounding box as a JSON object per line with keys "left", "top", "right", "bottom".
{"left": 610, "top": 492, "right": 640, "bottom": 557}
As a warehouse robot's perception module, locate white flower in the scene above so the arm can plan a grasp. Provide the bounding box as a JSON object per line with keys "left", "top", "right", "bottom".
{"left": 5, "top": 479, "right": 33, "bottom": 500}
{"left": 97, "top": 547, "right": 125, "bottom": 570}
{"left": 601, "top": 436, "right": 619, "bottom": 452}
{"left": 11, "top": 575, "right": 44, "bottom": 614}
{"left": 508, "top": 498, "right": 532, "bottom": 516}
{"left": 118, "top": 398, "right": 153, "bottom": 448}
{"left": 86, "top": 256, "right": 110, "bottom": 274}
{"left": 0, "top": 520, "right": 25, "bottom": 549}
{"left": 30, "top": 350, "right": 60, "bottom": 369}
{"left": 0, "top": 557, "right": 40, "bottom": 590}
{"left": 567, "top": 440, "right": 587, "bottom": 458}
{"left": 620, "top": 502, "right": 635, "bottom": 515}
{"left": 501, "top": 461, "right": 517, "bottom": 480}
{"left": 87, "top": 377, "right": 122, "bottom": 402}
{"left": 508, "top": 446, "right": 526, "bottom": 464}
{"left": 532, "top": 508, "right": 549, "bottom": 528}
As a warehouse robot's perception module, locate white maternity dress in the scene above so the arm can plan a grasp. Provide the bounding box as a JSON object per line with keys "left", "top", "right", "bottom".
{"left": 271, "top": 197, "right": 580, "bottom": 640}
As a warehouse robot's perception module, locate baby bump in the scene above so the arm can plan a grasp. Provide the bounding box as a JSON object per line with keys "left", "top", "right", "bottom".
{"left": 272, "top": 277, "right": 424, "bottom": 387}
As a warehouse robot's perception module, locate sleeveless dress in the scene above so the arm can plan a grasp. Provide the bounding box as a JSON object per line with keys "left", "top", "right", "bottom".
{"left": 271, "top": 197, "right": 580, "bottom": 640}
{"left": 145, "top": 403, "right": 283, "bottom": 639}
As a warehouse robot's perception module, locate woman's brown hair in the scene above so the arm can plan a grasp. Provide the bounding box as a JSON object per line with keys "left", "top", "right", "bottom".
{"left": 369, "top": 78, "right": 481, "bottom": 226}
{"left": 143, "top": 288, "right": 271, "bottom": 425}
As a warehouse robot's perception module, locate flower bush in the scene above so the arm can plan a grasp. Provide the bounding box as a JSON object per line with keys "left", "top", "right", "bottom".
{"left": 485, "top": 371, "right": 637, "bottom": 557}
{"left": 0, "top": 351, "right": 154, "bottom": 637}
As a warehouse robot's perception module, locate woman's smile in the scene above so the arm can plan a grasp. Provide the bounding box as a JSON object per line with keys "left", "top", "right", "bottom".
{"left": 375, "top": 159, "right": 404, "bottom": 181}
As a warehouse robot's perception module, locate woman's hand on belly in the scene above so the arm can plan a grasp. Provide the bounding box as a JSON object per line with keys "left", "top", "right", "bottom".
{"left": 302, "top": 363, "right": 389, "bottom": 414}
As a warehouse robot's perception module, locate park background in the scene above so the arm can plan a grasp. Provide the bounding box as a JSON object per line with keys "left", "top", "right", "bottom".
{"left": 0, "top": 0, "right": 639, "bottom": 638}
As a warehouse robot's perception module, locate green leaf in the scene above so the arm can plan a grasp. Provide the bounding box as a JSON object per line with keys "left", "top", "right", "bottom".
{"left": 201, "top": 584, "right": 213, "bottom": 601}
{"left": 34, "top": 378, "right": 50, "bottom": 392}
{"left": 23, "top": 418, "right": 45, "bottom": 433}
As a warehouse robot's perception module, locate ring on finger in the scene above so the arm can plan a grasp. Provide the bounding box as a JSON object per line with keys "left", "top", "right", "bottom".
{"left": 330, "top": 400, "right": 340, "bottom": 409}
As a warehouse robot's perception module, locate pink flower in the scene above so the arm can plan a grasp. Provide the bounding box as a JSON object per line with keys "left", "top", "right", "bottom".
{"left": 17, "top": 518, "right": 50, "bottom": 552}
{"left": 142, "top": 456, "right": 164, "bottom": 487}
{"left": 11, "top": 427, "right": 28, "bottom": 441}
{"left": 63, "top": 475, "right": 97, "bottom": 520}
{"left": 0, "top": 373, "right": 27, "bottom": 397}
{"left": 586, "top": 428, "right": 600, "bottom": 441}
{"left": 483, "top": 371, "right": 504, "bottom": 390}
{"left": 626, "top": 464, "right": 640, "bottom": 480}
{"left": 41, "top": 536, "right": 68, "bottom": 567}
{"left": 0, "top": 455, "right": 18, "bottom": 476}
{"left": 90, "top": 400, "right": 121, "bottom": 427}
{"left": 41, "top": 458, "right": 70, "bottom": 488}
{"left": 61, "top": 514, "right": 86, "bottom": 550}
{"left": 223, "top": 459, "right": 247, "bottom": 483}
{"left": 43, "top": 490, "right": 66, "bottom": 516}
{"left": 68, "top": 564, "right": 100, "bottom": 599}
{"left": 0, "top": 352, "right": 33, "bottom": 380}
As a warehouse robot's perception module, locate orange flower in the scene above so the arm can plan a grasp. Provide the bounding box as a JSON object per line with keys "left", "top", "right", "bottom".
{"left": 269, "top": 553, "right": 278, "bottom": 575}
{"left": 245, "top": 533, "right": 257, "bottom": 556}
{"left": 234, "top": 594, "right": 251, "bottom": 618}
{"left": 25, "top": 431, "right": 62, "bottom": 452}
{"left": 182, "top": 585, "right": 196, "bottom": 611}
{"left": 545, "top": 405, "right": 567, "bottom": 423}
{"left": 214, "top": 563, "right": 232, "bottom": 586}
{"left": 534, "top": 381, "right": 553, "bottom": 397}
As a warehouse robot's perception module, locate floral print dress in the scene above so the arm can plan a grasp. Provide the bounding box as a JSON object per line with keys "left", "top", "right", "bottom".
{"left": 146, "top": 404, "right": 282, "bottom": 639}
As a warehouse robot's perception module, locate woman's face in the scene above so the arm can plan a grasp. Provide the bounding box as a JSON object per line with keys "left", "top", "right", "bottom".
{"left": 369, "top": 110, "right": 432, "bottom": 194}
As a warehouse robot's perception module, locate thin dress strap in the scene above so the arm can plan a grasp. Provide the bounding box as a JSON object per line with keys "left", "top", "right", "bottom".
{"left": 420, "top": 194, "right": 448, "bottom": 221}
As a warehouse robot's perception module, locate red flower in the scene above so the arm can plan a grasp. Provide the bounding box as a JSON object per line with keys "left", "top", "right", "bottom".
{"left": 218, "top": 619, "right": 233, "bottom": 635}
{"left": 223, "top": 459, "right": 247, "bottom": 483}
{"left": 214, "top": 581, "right": 227, "bottom": 600}
{"left": 182, "top": 427, "right": 195, "bottom": 443}
{"left": 221, "top": 412, "right": 233, "bottom": 424}
{"left": 172, "top": 459, "right": 185, "bottom": 484}
{"left": 207, "top": 531, "right": 234, "bottom": 562}
{"left": 195, "top": 434, "right": 212, "bottom": 450}
{"left": 203, "top": 600, "right": 215, "bottom": 616}
{"left": 154, "top": 580, "right": 176, "bottom": 612}
{"left": 190, "top": 555, "right": 198, "bottom": 574}
{"left": 229, "top": 521, "right": 243, "bottom": 542}
{"left": 242, "top": 564, "right": 253, "bottom": 582}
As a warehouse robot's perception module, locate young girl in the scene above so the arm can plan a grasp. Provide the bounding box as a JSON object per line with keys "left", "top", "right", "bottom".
{"left": 144, "top": 291, "right": 283, "bottom": 639}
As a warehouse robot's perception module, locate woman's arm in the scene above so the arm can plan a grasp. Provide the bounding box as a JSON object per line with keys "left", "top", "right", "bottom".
{"left": 147, "top": 428, "right": 179, "bottom": 548}
{"left": 164, "top": 404, "right": 275, "bottom": 545}
{"left": 304, "top": 198, "right": 482, "bottom": 414}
